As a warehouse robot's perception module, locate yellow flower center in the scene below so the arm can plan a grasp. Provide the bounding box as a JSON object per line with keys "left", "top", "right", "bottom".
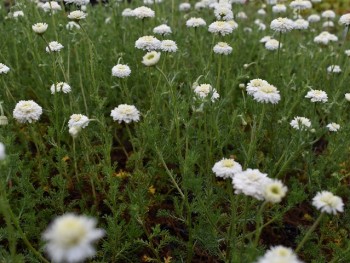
{"left": 222, "top": 159, "right": 235, "bottom": 168}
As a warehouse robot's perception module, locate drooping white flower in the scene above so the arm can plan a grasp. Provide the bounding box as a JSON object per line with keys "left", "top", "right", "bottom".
{"left": 308, "top": 14, "right": 321, "bottom": 23}
{"left": 42, "top": 213, "right": 105, "bottom": 263}
{"left": 112, "top": 64, "right": 131, "bottom": 78}
{"left": 0, "top": 63, "right": 10, "bottom": 74}
{"left": 193, "top": 84, "right": 220, "bottom": 101}
{"left": 270, "top": 17, "right": 294, "bottom": 33}
{"left": 0, "top": 142, "right": 6, "bottom": 161}
{"left": 153, "top": 24, "right": 172, "bottom": 35}
{"left": 213, "top": 42, "right": 232, "bottom": 55}
{"left": 13, "top": 100, "right": 43, "bottom": 124}
{"left": 132, "top": 6, "right": 155, "bottom": 19}
{"left": 135, "top": 36, "right": 161, "bottom": 51}
{"left": 67, "top": 10, "right": 87, "bottom": 20}
{"left": 110, "top": 104, "right": 140, "bottom": 124}
{"left": 32, "top": 23, "right": 48, "bottom": 34}
{"left": 68, "top": 114, "right": 90, "bottom": 128}
{"left": 305, "top": 89, "right": 328, "bottom": 103}
{"left": 232, "top": 169, "right": 271, "bottom": 200}
{"left": 326, "top": 122, "right": 340, "bottom": 132}
{"left": 12, "top": 11, "right": 24, "bottom": 18}
{"left": 186, "top": 17, "right": 206, "bottom": 28}
{"left": 256, "top": 245, "right": 304, "bottom": 263}
{"left": 263, "top": 179, "right": 288, "bottom": 203}
{"left": 312, "top": 191, "right": 344, "bottom": 214}
{"left": 160, "top": 40, "right": 178, "bottom": 53}
{"left": 290, "top": 116, "right": 311, "bottom": 130}
{"left": 46, "top": 41, "right": 64, "bottom": 53}
{"left": 142, "top": 51, "right": 161, "bottom": 66}
{"left": 51, "top": 82, "right": 72, "bottom": 94}
{"left": 260, "top": 36, "right": 272, "bottom": 43}
{"left": 212, "top": 158, "right": 242, "bottom": 179}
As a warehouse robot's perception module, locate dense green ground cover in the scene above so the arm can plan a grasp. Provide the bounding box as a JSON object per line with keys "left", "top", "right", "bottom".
{"left": 0, "top": 0, "right": 350, "bottom": 262}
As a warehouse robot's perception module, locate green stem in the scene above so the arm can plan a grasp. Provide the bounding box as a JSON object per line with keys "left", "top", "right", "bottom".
{"left": 254, "top": 201, "right": 268, "bottom": 247}
{"left": 295, "top": 213, "right": 324, "bottom": 253}
{"left": 216, "top": 55, "right": 222, "bottom": 93}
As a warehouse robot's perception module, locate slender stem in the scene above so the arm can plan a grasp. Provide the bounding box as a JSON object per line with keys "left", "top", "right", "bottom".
{"left": 216, "top": 55, "right": 222, "bottom": 93}
{"left": 295, "top": 213, "right": 324, "bottom": 253}
{"left": 254, "top": 201, "right": 268, "bottom": 247}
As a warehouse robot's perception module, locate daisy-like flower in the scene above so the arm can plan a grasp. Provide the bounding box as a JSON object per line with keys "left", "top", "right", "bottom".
{"left": 270, "top": 17, "right": 294, "bottom": 33}
{"left": 260, "top": 36, "right": 272, "bottom": 43}
{"left": 236, "top": 11, "right": 248, "bottom": 19}
{"left": 122, "top": 8, "right": 134, "bottom": 17}
{"left": 256, "top": 246, "right": 304, "bottom": 263}
{"left": 213, "top": 42, "right": 232, "bottom": 55}
{"left": 345, "top": 50, "right": 350, "bottom": 56}
{"left": 153, "top": 24, "right": 172, "bottom": 35}
{"left": 312, "top": 191, "right": 344, "bottom": 215}
{"left": 327, "top": 65, "right": 341, "bottom": 73}
{"left": 263, "top": 179, "right": 288, "bottom": 203}
{"left": 66, "top": 21, "right": 81, "bottom": 30}
{"left": 314, "top": 31, "right": 338, "bottom": 45}
{"left": 51, "top": 82, "right": 72, "bottom": 94}
{"left": 32, "top": 23, "right": 48, "bottom": 34}
{"left": 110, "top": 104, "right": 140, "bottom": 124}
{"left": 42, "top": 213, "right": 105, "bottom": 263}
{"left": 339, "top": 13, "right": 350, "bottom": 26}
{"left": 321, "top": 10, "right": 336, "bottom": 20}
{"left": 214, "top": 6, "right": 233, "bottom": 21}
{"left": 13, "top": 100, "right": 43, "bottom": 123}
{"left": 186, "top": 17, "right": 206, "bottom": 28}
{"left": 12, "top": 11, "right": 24, "bottom": 18}
{"left": 232, "top": 169, "right": 271, "bottom": 200}
{"left": 265, "top": 39, "right": 281, "bottom": 51}
{"left": 308, "top": 14, "right": 321, "bottom": 23}
{"left": 212, "top": 158, "right": 243, "bottom": 179}
{"left": 135, "top": 36, "right": 161, "bottom": 51}
{"left": 67, "top": 10, "right": 87, "bottom": 21}
{"left": 305, "top": 89, "right": 328, "bottom": 103}
{"left": 257, "top": 9, "right": 266, "bottom": 16}
{"left": 294, "top": 19, "right": 309, "bottom": 30}
{"left": 64, "top": 0, "right": 90, "bottom": 5}
{"left": 41, "top": 1, "right": 62, "bottom": 12}
{"left": 272, "top": 4, "right": 287, "bottom": 13}
{"left": 290, "top": 116, "right": 311, "bottom": 130}
{"left": 0, "top": 142, "right": 6, "bottom": 161}
{"left": 132, "top": 6, "right": 155, "bottom": 19}
{"left": 179, "top": 3, "right": 191, "bottom": 11}
{"left": 246, "top": 79, "right": 269, "bottom": 95}
{"left": 326, "top": 122, "right": 340, "bottom": 132}
{"left": 142, "top": 51, "right": 161, "bottom": 66}
{"left": 208, "top": 21, "right": 234, "bottom": 36}
{"left": 193, "top": 83, "right": 220, "bottom": 101}
{"left": 0, "top": 63, "right": 10, "bottom": 74}
{"left": 160, "top": 40, "right": 178, "bottom": 53}
{"left": 112, "top": 64, "right": 131, "bottom": 78}
{"left": 46, "top": 41, "right": 64, "bottom": 53}
{"left": 68, "top": 114, "right": 90, "bottom": 128}
{"left": 252, "top": 83, "right": 281, "bottom": 104}
{"left": 289, "top": 0, "right": 312, "bottom": 10}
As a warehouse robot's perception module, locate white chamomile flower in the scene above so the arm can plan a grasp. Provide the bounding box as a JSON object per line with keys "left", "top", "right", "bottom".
{"left": 67, "top": 10, "right": 87, "bottom": 20}
{"left": 305, "top": 89, "right": 328, "bottom": 103}
{"left": 263, "top": 179, "right": 288, "bottom": 203}
{"left": 265, "top": 39, "right": 280, "bottom": 51}
{"left": 41, "top": 1, "right": 62, "bottom": 12}
{"left": 0, "top": 142, "right": 6, "bottom": 161}
{"left": 208, "top": 21, "right": 234, "bottom": 36}
{"left": 193, "top": 83, "right": 220, "bottom": 102}
{"left": 179, "top": 2, "right": 191, "bottom": 11}
{"left": 345, "top": 93, "right": 350, "bottom": 101}
{"left": 68, "top": 114, "right": 90, "bottom": 128}
{"left": 110, "top": 104, "right": 140, "bottom": 124}
{"left": 321, "top": 10, "right": 336, "bottom": 20}
{"left": 32, "top": 23, "right": 48, "bottom": 34}
{"left": 66, "top": 21, "right": 81, "bottom": 30}
{"left": 213, "top": 42, "right": 232, "bottom": 55}
{"left": 290, "top": 116, "right": 311, "bottom": 130}
{"left": 186, "top": 17, "right": 206, "bottom": 28}
{"left": 42, "top": 213, "right": 105, "bottom": 263}
{"left": 13, "top": 100, "right": 43, "bottom": 124}
{"left": 122, "top": 8, "right": 134, "bottom": 17}
{"left": 270, "top": 17, "right": 294, "bottom": 33}
{"left": 135, "top": 36, "right": 161, "bottom": 51}
{"left": 0, "top": 63, "right": 10, "bottom": 74}
{"left": 312, "top": 191, "right": 344, "bottom": 215}
{"left": 112, "top": 64, "right": 131, "bottom": 78}
{"left": 142, "top": 51, "right": 161, "bottom": 66}
{"left": 326, "top": 122, "right": 340, "bottom": 132}
{"left": 160, "top": 40, "right": 178, "bottom": 53}
{"left": 327, "top": 65, "right": 341, "bottom": 73}
{"left": 252, "top": 83, "right": 281, "bottom": 104}
{"left": 256, "top": 245, "right": 304, "bottom": 263}
{"left": 339, "top": 13, "right": 350, "bottom": 26}
{"left": 46, "top": 41, "right": 64, "bottom": 53}
{"left": 51, "top": 82, "right": 72, "bottom": 94}
{"left": 212, "top": 158, "right": 243, "bottom": 179}
{"left": 153, "top": 24, "right": 172, "bottom": 35}
{"left": 132, "top": 6, "right": 155, "bottom": 19}
{"left": 272, "top": 4, "right": 287, "bottom": 14}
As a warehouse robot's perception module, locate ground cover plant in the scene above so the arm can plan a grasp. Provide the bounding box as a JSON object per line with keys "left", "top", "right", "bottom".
{"left": 1, "top": 0, "right": 350, "bottom": 262}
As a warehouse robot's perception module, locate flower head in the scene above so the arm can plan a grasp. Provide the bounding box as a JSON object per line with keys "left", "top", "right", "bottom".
{"left": 142, "top": 51, "right": 161, "bottom": 66}
{"left": 290, "top": 116, "right": 311, "bottom": 130}
{"left": 213, "top": 42, "right": 232, "bottom": 55}
{"left": 68, "top": 10, "right": 87, "bottom": 21}
{"left": 66, "top": 21, "right": 81, "bottom": 30}
{"left": 256, "top": 245, "right": 304, "bottom": 263}
{"left": 42, "top": 213, "right": 105, "bottom": 263}
{"left": 312, "top": 191, "right": 344, "bottom": 214}
{"left": 339, "top": 14, "right": 350, "bottom": 26}
{"left": 41, "top": 1, "right": 62, "bottom": 12}
{"left": 293, "top": 19, "right": 309, "bottom": 30}
{"left": 13, "top": 100, "right": 43, "bottom": 123}
{"left": 314, "top": 31, "right": 338, "bottom": 45}
{"left": 272, "top": 4, "right": 287, "bottom": 14}
{"left": 232, "top": 169, "right": 271, "bottom": 200}
{"left": 179, "top": 3, "right": 191, "bottom": 11}
{"left": 263, "top": 179, "right": 288, "bottom": 203}
{"left": 186, "top": 17, "right": 206, "bottom": 28}
{"left": 321, "top": 10, "right": 336, "bottom": 19}
{"left": 46, "top": 41, "right": 64, "bottom": 53}
{"left": 153, "top": 24, "right": 172, "bottom": 35}
{"left": 252, "top": 83, "right": 281, "bottom": 104}
{"left": 160, "top": 40, "right": 178, "bottom": 53}
{"left": 0, "top": 63, "right": 10, "bottom": 74}
{"left": 12, "top": 11, "right": 24, "bottom": 18}
{"left": 289, "top": 0, "right": 312, "bottom": 10}
{"left": 132, "top": 6, "right": 155, "bottom": 19}
{"left": 208, "top": 21, "right": 234, "bottom": 36}
{"left": 326, "top": 123, "right": 340, "bottom": 132}
{"left": 32, "top": 23, "right": 48, "bottom": 34}
{"left": 193, "top": 84, "right": 220, "bottom": 101}
{"left": 122, "top": 8, "right": 134, "bottom": 17}
{"left": 265, "top": 39, "right": 281, "bottom": 51}
{"left": 308, "top": 14, "right": 320, "bottom": 23}
{"left": 51, "top": 82, "right": 72, "bottom": 94}
{"left": 305, "top": 89, "right": 328, "bottom": 103}
{"left": 270, "top": 17, "right": 294, "bottom": 33}
{"left": 112, "top": 64, "right": 131, "bottom": 78}
{"left": 327, "top": 65, "right": 341, "bottom": 73}
{"left": 212, "top": 158, "right": 243, "bottom": 179}
{"left": 135, "top": 36, "right": 161, "bottom": 51}
{"left": 111, "top": 104, "right": 140, "bottom": 124}
{"left": 68, "top": 114, "right": 90, "bottom": 128}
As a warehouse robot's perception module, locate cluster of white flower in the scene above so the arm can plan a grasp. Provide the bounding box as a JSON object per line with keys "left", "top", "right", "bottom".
{"left": 314, "top": 31, "right": 338, "bottom": 45}
{"left": 112, "top": 64, "right": 131, "bottom": 78}
{"left": 270, "top": 17, "right": 294, "bottom": 33}
{"left": 246, "top": 79, "right": 281, "bottom": 104}
{"left": 213, "top": 42, "right": 232, "bottom": 55}
{"left": 142, "top": 51, "right": 161, "bottom": 66}
{"left": 13, "top": 100, "right": 43, "bottom": 123}
{"left": 135, "top": 36, "right": 161, "bottom": 51}
{"left": 111, "top": 104, "right": 140, "bottom": 124}
{"left": 153, "top": 24, "right": 172, "bottom": 36}
{"left": 212, "top": 158, "right": 242, "bottom": 179}
{"left": 305, "top": 89, "right": 328, "bottom": 103}
{"left": 160, "top": 40, "right": 178, "bottom": 53}
{"left": 312, "top": 191, "right": 344, "bottom": 214}
{"left": 208, "top": 21, "right": 236, "bottom": 36}
{"left": 289, "top": 0, "right": 312, "bottom": 10}
{"left": 46, "top": 41, "right": 64, "bottom": 53}
{"left": 51, "top": 82, "right": 72, "bottom": 94}
{"left": 327, "top": 65, "right": 341, "bottom": 73}
{"left": 265, "top": 39, "right": 281, "bottom": 51}
{"left": 290, "top": 116, "right": 311, "bottom": 130}
{"left": 0, "top": 63, "right": 10, "bottom": 74}
{"left": 272, "top": 4, "right": 287, "bottom": 14}
{"left": 193, "top": 83, "right": 220, "bottom": 102}
{"left": 186, "top": 17, "right": 207, "bottom": 28}
{"left": 132, "top": 6, "right": 155, "bottom": 19}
